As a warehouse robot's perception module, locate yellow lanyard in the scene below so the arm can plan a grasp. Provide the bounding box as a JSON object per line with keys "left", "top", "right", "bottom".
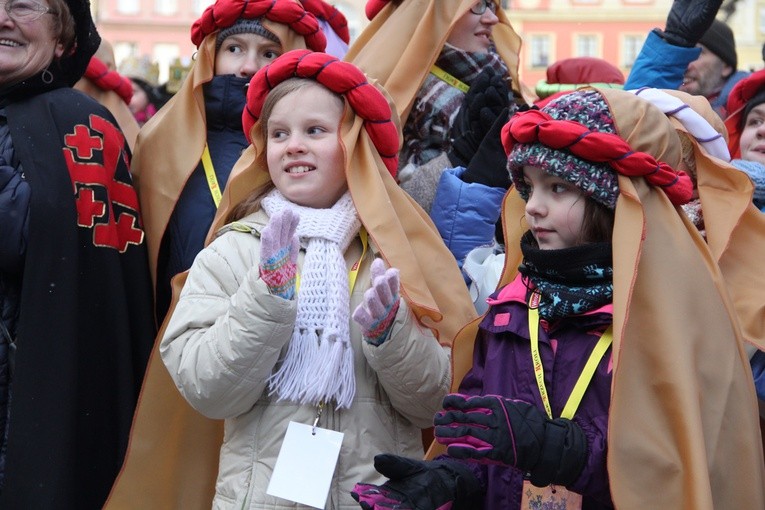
{"left": 528, "top": 293, "right": 612, "bottom": 420}
{"left": 201, "top": 145, "right": 222, "bottom": 208}
{"left": 430, "top": 65, "right": 470, "bottom": 93}
{"left": 295, "top": 228, "right": 368, "bottom": 294}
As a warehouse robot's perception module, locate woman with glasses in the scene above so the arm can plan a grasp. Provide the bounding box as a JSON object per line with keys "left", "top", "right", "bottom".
{"left": 347, "top": 0, "right": 523, "bottom": 184}
{"left": 0, "top": 0, "right": 156, "bottom": 507}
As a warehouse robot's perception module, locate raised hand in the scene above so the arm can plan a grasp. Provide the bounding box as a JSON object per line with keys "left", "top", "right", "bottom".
{"left": 352, "top": 258, "right": 400, "bottom": 346}
{"left": 448, "top": 66, "right": 513, "bottom": 168}
{"left": 662, "top": 0, "right": 723, "bottom": 47}
{"left": 434, "top": 393, "right": 588, "bottom": 487}
{"left": 259, "top": 209, "right": 300, "bottom": 300}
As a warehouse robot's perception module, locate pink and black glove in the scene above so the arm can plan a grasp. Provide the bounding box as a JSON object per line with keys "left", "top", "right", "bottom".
{"left": 351, "top": 454, "right": 482, "bottom": 510}
{"left": 352, "top": 258, "right": 400, "bottom": 346}
{"left": 259, "top": 209, "right": 300, "bottom": 300}
{"left": 434, "top": 394, "right": 588, "bottom": 488}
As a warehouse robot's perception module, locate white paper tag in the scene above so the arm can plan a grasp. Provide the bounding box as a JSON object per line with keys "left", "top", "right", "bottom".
{"left": 266, "top": 421, "right": 344, "bottom": 509}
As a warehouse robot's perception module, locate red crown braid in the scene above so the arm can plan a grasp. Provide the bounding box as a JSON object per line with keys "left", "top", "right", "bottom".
{"left": 190, "top": 0, "right": 326, "bottom": 51}
{"left": 501, "top": 108, "right": 693, "bottom": 205}
{"left": 243, "top": 49, "right": 399, "bottom": 176}
{"left": 301, "top": 0, "right": 349, "bottom": 44}
{"left": 365, "top": 0, "right": 390, "bottom": 20}
{"left": 84, "top": 57, "right": 134, "bottom": 104}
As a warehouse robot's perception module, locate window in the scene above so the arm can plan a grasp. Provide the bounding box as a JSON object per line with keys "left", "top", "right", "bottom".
{"left": 621, "top": 34, "right": 644, "bottom": 68}
{"left": 194, "top": 0, "right": 214, "bottom": 15}
{"left": 114, "top": 42, "right": 138, "bottom": 67}
{"left": 529, "top": 34, "right": 551, "bottom": 68}
{"left": 154, "top": 0, "right": 177, "bottom": 15}
{"left": 575, "top": 34, "right": 599, "bottom": 58}
{"left": 153, "top": 44, "right": 180, "bottom": 85}
{"left": 117, "top": 0, "right": 139, "bottom": 14}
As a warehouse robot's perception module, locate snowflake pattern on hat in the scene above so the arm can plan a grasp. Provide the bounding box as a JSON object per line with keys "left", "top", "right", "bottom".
{"left": 509, "top": 90, "right": 621, "bottom": 210}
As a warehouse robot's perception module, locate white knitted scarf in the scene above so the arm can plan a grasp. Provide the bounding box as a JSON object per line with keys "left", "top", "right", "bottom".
{"left": 262, "top": 190, "right": 361, "bottom": 409}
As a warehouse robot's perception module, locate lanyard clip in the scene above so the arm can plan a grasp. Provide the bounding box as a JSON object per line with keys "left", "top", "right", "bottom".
{"left": 311, "top": 401, "right": 325, "bottom": 436}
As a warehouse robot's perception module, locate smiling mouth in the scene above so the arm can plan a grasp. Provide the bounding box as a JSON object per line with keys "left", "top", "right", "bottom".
{"left": 0, "top": 40, "right": 21, "bottom": 48}
{"left": 285, "top": 165, "right": 315, "bottom": 174}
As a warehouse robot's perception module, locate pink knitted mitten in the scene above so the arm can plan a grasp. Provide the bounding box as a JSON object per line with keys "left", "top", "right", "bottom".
{"left": 352, "top": 258, "right": 400, "bottom": 346}
{"left": 259, "top": 209, "right": 300, "bottom": 300}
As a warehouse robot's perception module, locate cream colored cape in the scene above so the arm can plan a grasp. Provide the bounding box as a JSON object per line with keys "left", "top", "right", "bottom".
{"left": 432, "top": 87, "right": 765, "bottom": 508}
{"left": 73, "top": 77, "right": 140, "bottom": 151}
{"left": 106, "top": 73, "right": 477, "bottom": 509}
{"left": 130, "top": 16, "right": 310, "bottom": 291}
{"left": 345, "top": 0, "right": 526, "bottom": 122}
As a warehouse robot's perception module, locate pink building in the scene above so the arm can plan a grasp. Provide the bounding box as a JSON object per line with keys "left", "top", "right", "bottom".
{"left": 99, "top": 0, "right": 765, "bottom": 92}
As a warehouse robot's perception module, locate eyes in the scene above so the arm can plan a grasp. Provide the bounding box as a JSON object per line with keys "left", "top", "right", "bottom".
{"left": 268, "top": 125, "right": 330, "bottom": 141}
{"left": 745, "top": 116, "right": 764, "bottom": 129}
{"left": 220, "top": 42, "right": 281, "bottom": 61}
{"left": 522, "top": 178, "right": 575, "bottom": 196}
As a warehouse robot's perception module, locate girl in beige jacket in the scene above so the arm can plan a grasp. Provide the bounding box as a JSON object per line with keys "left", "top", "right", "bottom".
{"left": 159, "top": 51, "right": 477, "bottom": 509}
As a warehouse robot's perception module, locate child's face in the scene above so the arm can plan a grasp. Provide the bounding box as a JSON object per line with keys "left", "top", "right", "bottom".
{"left": 739, "top": 103, "right": 765, "bottom": 165}
{"left": 214, "top": 32, "right": 281, "bottom": 78}
{"left": 522, "top": 165, "right": 586, "bottom": 250}
{"left": 445, "top": 1, "right": 498, "bottom": 54}
{"left": 266, "top": 83, "right": 347, "bottom": 209}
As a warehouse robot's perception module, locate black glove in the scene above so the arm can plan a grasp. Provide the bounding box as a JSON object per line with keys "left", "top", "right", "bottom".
{"left": 661, "top": 0, "right": 723, "bottom": 47}
{"left": 460, "top": 107, "right": 512, "bottom": 189}
{"left": 434, "top": 394, "right": 588, "bottom": 488}
{"left": 351, "top": 454, "right": 482, "bottom": 510}
{"left": 448, "top": 67, "right": 512, "bottom": 168}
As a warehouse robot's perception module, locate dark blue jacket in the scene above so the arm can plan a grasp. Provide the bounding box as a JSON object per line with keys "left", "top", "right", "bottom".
{"left": 0, "top": 110, "right": 27, "bottom": 490}
{"left": 157, "top": 75, "right": 249, "bottom": 318}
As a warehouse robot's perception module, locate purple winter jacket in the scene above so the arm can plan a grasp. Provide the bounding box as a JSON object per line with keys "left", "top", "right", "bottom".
{"left": 454, "top": 274, "right": 614, "bottom": 509}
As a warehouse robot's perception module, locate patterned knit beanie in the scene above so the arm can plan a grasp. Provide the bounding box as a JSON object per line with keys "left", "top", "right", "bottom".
{"left": 509, "top": 89, "right": 620, "bottom": 209}
{"left": 216, "top": 18, "right": 280, "bottom": 50}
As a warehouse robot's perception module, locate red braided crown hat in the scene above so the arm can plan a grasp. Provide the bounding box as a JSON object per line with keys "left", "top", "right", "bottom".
{"left": 301, "top": 0, "right": 349, "bottom": 44}
{"left": 243, "top": 49, "right": 400, "bottom": 177}
{"left": 84, "top": 57, "right": 133, "bottom": 104}
{"left": 501, "top": 90, "right": 693, "bottom": 207}
{"left": 191, "top": 0, "right": 326, "bottom": 51}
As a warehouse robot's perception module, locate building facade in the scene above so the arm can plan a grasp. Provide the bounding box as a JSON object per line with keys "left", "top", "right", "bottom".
{"left": 94, "top": 0, "right": 761, "bottom": 90}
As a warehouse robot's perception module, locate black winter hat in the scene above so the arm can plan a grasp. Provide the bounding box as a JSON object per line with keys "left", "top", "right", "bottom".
{"left": 699, "top": 19, "right": 737, "bottom": 71}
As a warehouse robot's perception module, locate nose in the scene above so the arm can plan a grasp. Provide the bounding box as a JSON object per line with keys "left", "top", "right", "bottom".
{"left": 285, "top": 133, "right": 307, "bottom": 154}
{"left": 0, "top": 4, "right": 14, "bottom": 25}
{"left": 524, "top": 190, "right": 545, "bottom": 218}
{"left": 481, "top": 7, "right": 499, "bottom": 25}
{"left": 238, "top": 53, "right": 262, "bottom": 78}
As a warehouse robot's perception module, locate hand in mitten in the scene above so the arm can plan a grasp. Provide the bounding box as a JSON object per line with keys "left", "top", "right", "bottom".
{"left": 460, "top": 107, "right": 512, "bottom": 189}
{"left": 434, "top": 394, "right": 588, "bottom": 488}
{"left": 352, "top": 258, "right": 400, "bottom": 346}
{"left": 351, "top": 454, "right": 481, "bottom": 510}
{"left": 259, "top": 209, "right": 299, "bottom": 300}
{"left": 661, "top": 0, "right": 723, "bottom": 47}
{"left": 447, "top": 67, "right": 512, "bottom": 168}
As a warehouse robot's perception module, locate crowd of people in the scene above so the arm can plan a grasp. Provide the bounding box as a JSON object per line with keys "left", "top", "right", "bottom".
{"left": 1, "top": 0, "right": 764, "bottom": 508}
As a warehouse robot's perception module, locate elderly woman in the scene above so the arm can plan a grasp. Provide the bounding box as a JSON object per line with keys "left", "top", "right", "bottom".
{"left": 0, "top": 0, "right": 155, "bottom": 507}
{"left": 130, "top": 0, "right": 326, "bottom": 323}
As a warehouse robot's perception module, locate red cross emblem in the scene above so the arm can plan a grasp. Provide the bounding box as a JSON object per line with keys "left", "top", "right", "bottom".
{"left": 63, "top": 114, "right": 144, "bottom": 252}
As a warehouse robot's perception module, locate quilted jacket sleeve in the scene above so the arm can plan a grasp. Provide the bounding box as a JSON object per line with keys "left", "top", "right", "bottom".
{"left": 362, "top": 299, "right": 451, "bottom": 428}
{"left": 0, "top": 119, "right": 30, "bottom": 275}
{"left": 160, "top": 232, "right": 297, "bottom": 420}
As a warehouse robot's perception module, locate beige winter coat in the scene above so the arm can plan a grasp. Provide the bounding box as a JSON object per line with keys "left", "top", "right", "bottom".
{"left": 160, "top": 210, "right": 451, "bottom": 509}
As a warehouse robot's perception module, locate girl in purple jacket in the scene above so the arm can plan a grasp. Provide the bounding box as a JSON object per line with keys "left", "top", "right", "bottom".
{"left": 353, "top": 88, "right": 698, "bottom": 509}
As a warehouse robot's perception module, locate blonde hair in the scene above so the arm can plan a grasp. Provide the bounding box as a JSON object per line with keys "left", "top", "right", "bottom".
{"left": 224, "top": 78, "right": 344, "bottom": 224}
